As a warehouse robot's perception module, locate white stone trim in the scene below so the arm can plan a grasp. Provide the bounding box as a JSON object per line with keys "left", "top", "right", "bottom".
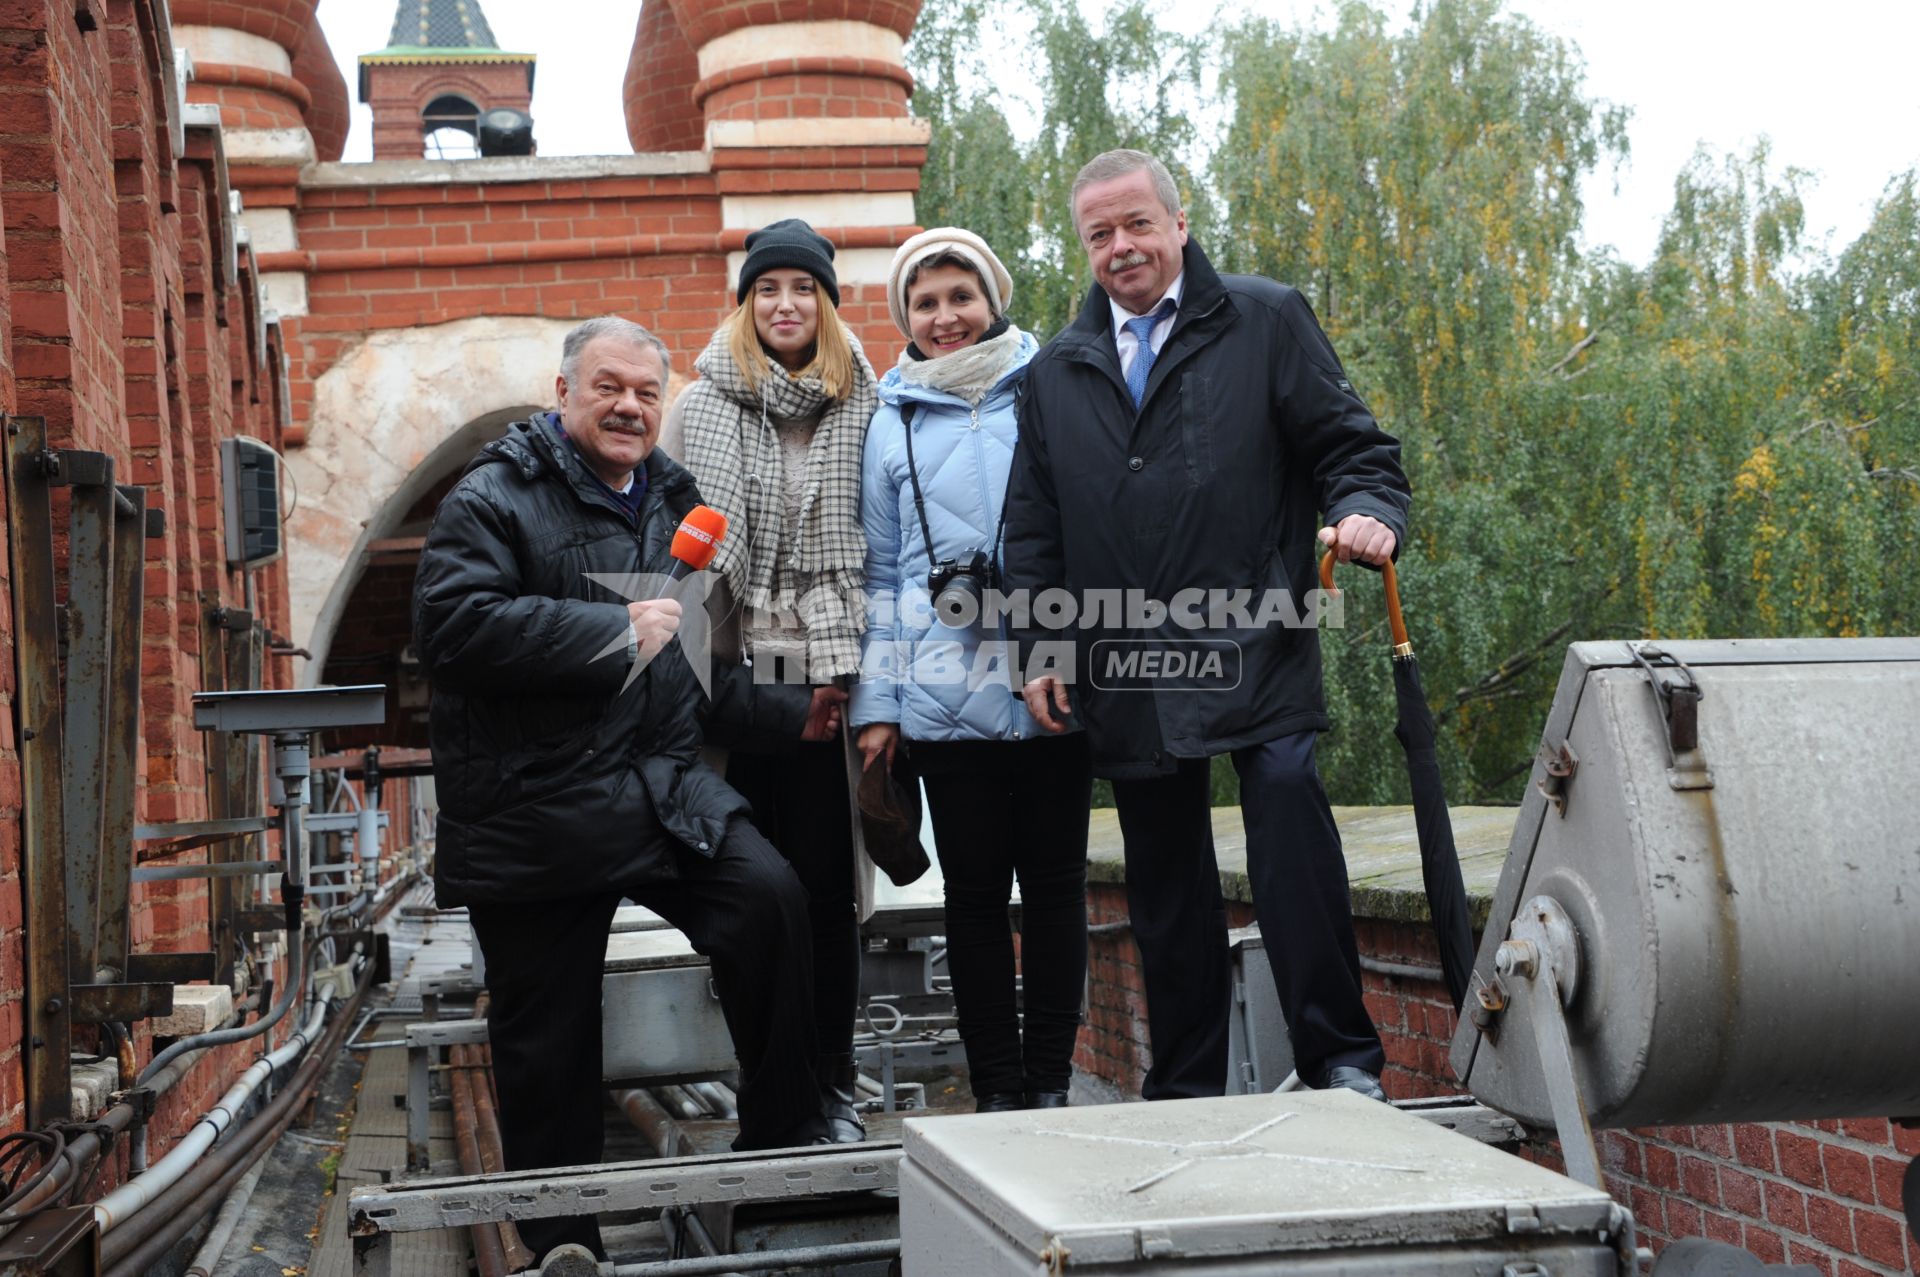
{"left": 220, "top": 126, "right": 317, "bottom": 166}
{"left": 300, "top": 151, "right": 711, "bottom": 188}
{"left": 240, "top": 207, "right": 297, "bottom": 253}
{"left": 173, "top": 23, "right": 292, "bottom": 77}
{"left": 289, "top": 317, "right": 576, "bottom": 674}
{"left": 727, "top": 245, "right": 897, "bottom": 290}
{"left": 721, "top": 191, "right": 915, "bottom": 232}
{"left": 261, "top": 271, "right": 308, "bottom": 318}
{"left": 696, "top": 20, "right": 906, "bottom": 81}
{"left": 707, "top": 117, "right": 931, "bottom": 151}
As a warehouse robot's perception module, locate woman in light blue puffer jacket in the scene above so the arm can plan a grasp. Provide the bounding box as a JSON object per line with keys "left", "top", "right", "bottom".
{"left": 851, "top": 228, "right": 1093, "bottom": 1113}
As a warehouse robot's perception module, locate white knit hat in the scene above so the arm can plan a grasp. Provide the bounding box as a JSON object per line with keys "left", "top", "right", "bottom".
{"left": 886, "top": 227, "right": 1015, "bottom": 339}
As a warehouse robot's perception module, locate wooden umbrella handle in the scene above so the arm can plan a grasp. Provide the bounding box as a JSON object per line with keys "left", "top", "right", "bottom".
{"left": 1318, "top": 549, "right": 1411, "bottom": 652}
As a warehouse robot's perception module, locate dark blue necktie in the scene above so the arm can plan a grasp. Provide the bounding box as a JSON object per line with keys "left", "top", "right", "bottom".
{"left": 1124, "top": 299, "right": 1177, "bottom": 408}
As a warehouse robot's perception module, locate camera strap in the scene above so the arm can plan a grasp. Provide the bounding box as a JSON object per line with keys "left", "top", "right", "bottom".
{"left": 900, "top": 401, "right": 1010, "bottom": 570}
{"left": 900, "top": 403, "right": 941, "bottom": 564}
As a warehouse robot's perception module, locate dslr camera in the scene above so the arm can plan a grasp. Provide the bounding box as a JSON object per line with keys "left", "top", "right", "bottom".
{"left": 928, "top": 550, "right": 995, "bottom": 627}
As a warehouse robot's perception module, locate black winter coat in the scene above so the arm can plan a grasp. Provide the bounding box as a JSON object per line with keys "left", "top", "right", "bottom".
{"left": 1002, "top": 240, "right": 1411, "bottom": 779}
{"left": 413, "top": 418, "right": 808, "bottom": 904}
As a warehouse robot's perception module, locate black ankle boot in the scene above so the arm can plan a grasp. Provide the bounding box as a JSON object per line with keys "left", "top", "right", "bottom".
{"left": 1024, "top": 1089, "right": 1070, "bottom": 1110}
{"left": 818, "top": 1054, "right": 866, "bottom": 1143}
{"left": 975, "top": 1092, "right": 1025, "bottom": 1114}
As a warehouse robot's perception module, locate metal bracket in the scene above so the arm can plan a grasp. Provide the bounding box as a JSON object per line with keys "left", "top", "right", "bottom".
{"left": 109, "top": 1084, "right": 157, "bottom": 1125}
{"left": 132, "top": 859, "right": 285, "bottom": 883}
{"left": 1629, "top": 642, "right": 1714, "bottom": 790}
{"left": 40, "top": 448, "right": 115, "bottom": 487}
{"left": 1393, "top": 1096, "right": 1528, "bottom": 1145}
{"left": 208, "top": 605, "right": 253, "bottom": 633}
{"left": 125, "top": 952, "right": 217, "bottom": 984}
{"left": 1493, "top": 896, "right": 1604, "bottom": 1190}
{"left": 235, "top": 906, "right": 291, "bottom": 933}
{"left": 1468, "top": 971, "right": 1508, "bottom": 1043}
{"left": 0, "top": 1203, "right": 99, "bottom": 1271}
{"left": 71, "top": 981, "right": 174, "bottom": 1025}
{"left": 134, "top": 814, "right": 277, "bottom": 857}
{"left": 1535, "top": 740, "right": 1578, "bottom": 817}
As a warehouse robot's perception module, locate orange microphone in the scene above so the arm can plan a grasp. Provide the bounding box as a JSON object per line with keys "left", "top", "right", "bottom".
{"left": 656, "top": 504, "right": 728, "bottom": 596}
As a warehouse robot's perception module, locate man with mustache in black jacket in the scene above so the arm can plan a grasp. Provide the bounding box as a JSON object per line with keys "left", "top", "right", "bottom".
{"left": 413, "top": 316, "right": 844, "bottom": 1263}
{"left": 1004, "top": 151, "right": 1410, "bottom": 1105}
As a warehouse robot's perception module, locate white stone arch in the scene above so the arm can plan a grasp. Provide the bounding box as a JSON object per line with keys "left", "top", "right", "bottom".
{"left": 288, "top": 315, "right": 578, "bottom": 681}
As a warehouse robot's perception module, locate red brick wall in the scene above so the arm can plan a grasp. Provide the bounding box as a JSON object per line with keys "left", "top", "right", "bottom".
{"left": 270, "top": 174, "right": 916, "bottom": 438}
{"left": 667, "top": 0, "right": 924, "bottom": 47}
{"left": 0, "top": 117, "right": 19, "bottom": 1137}
{"left": 703, "top": 70, "right": 910, "bottom": 123}
{"left": 290, "top": 18, "right": 348, "bottom": 162}
{"left": 0, "top": 0, "right": 296, "bottom": 1150}
{"left": 626, "top": 0, "right": 703, "bottom": 153}
{"left": 1079, "top": 884, "right": 1920, "bottom": 1274}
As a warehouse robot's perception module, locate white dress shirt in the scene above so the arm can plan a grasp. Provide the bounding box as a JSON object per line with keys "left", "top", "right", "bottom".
{"left": 1110, "top": 271, "right": 1186, "bottom": 381}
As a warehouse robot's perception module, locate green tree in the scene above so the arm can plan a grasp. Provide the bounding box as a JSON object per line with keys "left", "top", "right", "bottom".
{"left": 908, "top": 0, "right": 1210, "bottom": 339}
{"left": 906, "top": 0, "right": 1920, "bottom": 810}
{"left": 908, "top": 0, "right": 1031, "bottom": 275}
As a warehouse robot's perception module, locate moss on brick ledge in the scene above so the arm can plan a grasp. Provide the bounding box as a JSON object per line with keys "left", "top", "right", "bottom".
{"left": 1085, "top": 804, "right": 1516, "bottom": 929}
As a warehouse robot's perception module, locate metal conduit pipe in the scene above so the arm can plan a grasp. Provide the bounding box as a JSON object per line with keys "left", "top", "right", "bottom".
{"left": 604, "top": 1240, "right": 901, "bottom": 1276}
{"left": 140, "top": 904, "right": 306, "bottom": 1085}
{"left": 463, "top": 1044, "right": 535, "bottom": 1271}
{"left": 182, "top": 1155, "right": 267, "bottom": 1277}
{"left": 449, "top": 1045, "right": 513, "bottom": 1277}
{"left": 100, "top": 960, "right": 372, "bottom": 1276}
{"left": 0, "top": 984, "right": 262, "bottom": 1234}
{"left": 1358, "top": 954, "right": 1448, "bottom": 984}
{"left": 0, "top": 963, "right": 325, "bottom": 1243}
{"left": 95, "top": 986, "right": 336, "bottom": 1233}
{"left": 688, "top": 1082, "right": 737, "bottom": 1120}
{"left": 613, "top": 1088, "right": 681, "bottom": 1158}
{"left": 655, "top": 1086, "right": 704, "bottom": 1121}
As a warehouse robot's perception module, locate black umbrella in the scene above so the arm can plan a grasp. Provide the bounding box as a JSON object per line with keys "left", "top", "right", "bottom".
{"left": 1320, "top": 550, "right": 1475, "bottom": 1011}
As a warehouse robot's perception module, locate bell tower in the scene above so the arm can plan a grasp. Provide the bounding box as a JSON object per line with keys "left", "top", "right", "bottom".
{"left": 358, "top": 0, "right": 537, "bottom": 159}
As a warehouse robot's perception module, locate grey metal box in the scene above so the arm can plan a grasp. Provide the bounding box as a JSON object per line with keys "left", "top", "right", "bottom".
{"left": 1227, "top": 924, "right": 1294, "bottom": 1093}
{"left": 601, "top": 927, "right": 736, "bottom": 1085}
{"left": 899, "top": 1091, "right": 1627, "bottom": 1274}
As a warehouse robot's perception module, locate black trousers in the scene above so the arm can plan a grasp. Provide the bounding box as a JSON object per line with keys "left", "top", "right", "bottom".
{"left": 726, "top": 740, "right": 860, "bottom": 1061}
{"left": 469, "top": 820, "right": 824, "bottom": 1261}
{"left": 917, "top": 733, "right": 1093, "bottom": 1098}
{"left": 1109, "top": 729, "right": 1383, "bottom": 1099}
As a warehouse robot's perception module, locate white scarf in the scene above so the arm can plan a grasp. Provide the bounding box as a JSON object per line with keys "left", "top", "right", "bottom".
{"left": 894, "top": 324, "right": 1027, "bottom": 405}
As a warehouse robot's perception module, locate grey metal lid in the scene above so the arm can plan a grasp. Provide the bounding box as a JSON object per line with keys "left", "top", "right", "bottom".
{"left": 902, "top": 1091, "right": 1613, "bottom": 1265}
{"left": 603, "top": 928, "right": 706, "bottom": 974}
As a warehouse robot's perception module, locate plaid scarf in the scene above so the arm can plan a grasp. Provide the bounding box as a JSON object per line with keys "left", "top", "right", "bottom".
{"left": 677, "top": 329, "right": 877, "bottom": 680}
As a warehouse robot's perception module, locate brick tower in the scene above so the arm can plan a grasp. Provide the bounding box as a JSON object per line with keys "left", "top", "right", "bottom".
{"left": 358, "top": 0, "right": 537, "bottom": 160}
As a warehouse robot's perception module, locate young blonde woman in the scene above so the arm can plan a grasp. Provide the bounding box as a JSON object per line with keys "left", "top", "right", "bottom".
{"left": 661, "top": 219, "right": 877, "bottom": 1144}
{"left": 850, "top": 228, "right": 1093, "bottom": 1111}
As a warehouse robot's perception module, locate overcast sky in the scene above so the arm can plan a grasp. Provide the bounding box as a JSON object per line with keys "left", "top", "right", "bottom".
{"left": 317, "top": 0, "right": 1920, "bottom": 267}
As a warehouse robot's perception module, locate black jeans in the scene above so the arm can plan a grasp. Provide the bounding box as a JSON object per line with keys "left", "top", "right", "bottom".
{"left": 917, "top": 733, "right": 1092, "bottom": 1098}
{"left": 1109, "top": 729, "right": 1382, "bottom": 1100}
{"left": 726, "top": 739, "right": 859, "bottom": 1060}
{"left": 469, "top": 820, "right": 825, "bottom": 1260}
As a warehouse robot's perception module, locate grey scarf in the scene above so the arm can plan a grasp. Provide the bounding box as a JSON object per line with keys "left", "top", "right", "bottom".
{"left": 676, "top": 330, "right": 877, "bottom": 680}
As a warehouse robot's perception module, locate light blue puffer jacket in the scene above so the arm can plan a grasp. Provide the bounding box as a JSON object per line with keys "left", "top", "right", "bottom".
{"left": 850, "top": 331, "right": 1054, "bottom": 742}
